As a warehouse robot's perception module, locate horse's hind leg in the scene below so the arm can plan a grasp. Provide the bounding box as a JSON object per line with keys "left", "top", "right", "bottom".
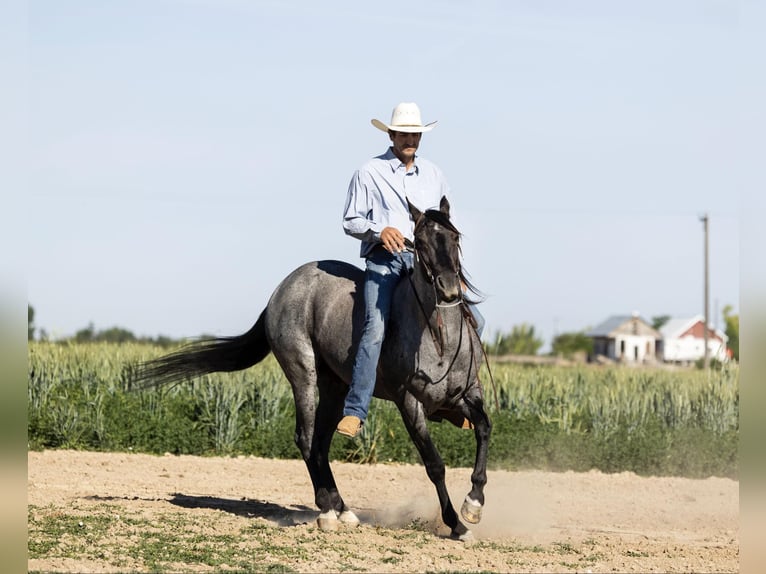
{"left": 397, "top": 392, "right": 471, "bottom": 541}
{"left": 285, "top": 357, "right": 353, "bottom": 530}
{"left": 313, "top": 369, "right": 360, "bottom": 527}
{"left": 274, "top": 352, "right": 340, "bottom": 527}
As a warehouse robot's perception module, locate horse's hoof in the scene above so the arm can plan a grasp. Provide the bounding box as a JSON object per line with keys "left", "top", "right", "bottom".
{"left": 461, "top": 495, "right": 483, "bottom": 524}
{"left": 338, "top": 510, "right": 360, "bottom": 526}
{"left": 451, "top": 528, "right": 474, "bottom": 542}
{"left": 316, "top": 510, "right": 339, "bottom": 531}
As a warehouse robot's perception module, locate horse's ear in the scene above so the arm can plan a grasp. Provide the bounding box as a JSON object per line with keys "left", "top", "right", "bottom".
{"left": 439, "top": 196, "right": 451, "bottom": 216}
{"left": 408, "top": 199, "right": 423, "bottom": 222}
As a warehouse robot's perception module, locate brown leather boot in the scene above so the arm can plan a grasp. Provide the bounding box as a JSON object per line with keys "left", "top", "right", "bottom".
{"left": 336, "top": 415, "right": 363, "bottom": 437}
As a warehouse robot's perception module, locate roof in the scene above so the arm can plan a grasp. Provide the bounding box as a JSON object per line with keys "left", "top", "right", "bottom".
{"left": 587, "top": 314, "right": 654, "bottom": 337}
{"left": 659, "top": 316, "right": 701, "bottom": 339}
{"left": 660, "top": 315, "right": 727, "bottom": 341}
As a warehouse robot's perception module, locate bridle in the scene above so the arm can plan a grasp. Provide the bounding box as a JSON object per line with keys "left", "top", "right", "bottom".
{"left": 412, "top": 244, "right": 463, "bottom": 309}
{"left": 399, "top": 223, "right": 499, "bottom": 412}
{"left": 400, "top": 237, "right": 463, "bottom": 357}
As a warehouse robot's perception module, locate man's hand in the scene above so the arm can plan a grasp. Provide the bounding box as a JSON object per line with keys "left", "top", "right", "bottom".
{"left": 380, "top": 227, "right": 406, "bottom": 253}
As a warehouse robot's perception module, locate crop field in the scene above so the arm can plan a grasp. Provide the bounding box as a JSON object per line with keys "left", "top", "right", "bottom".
{"left": 27, "top": 342, "right": 738, "bottom": 478}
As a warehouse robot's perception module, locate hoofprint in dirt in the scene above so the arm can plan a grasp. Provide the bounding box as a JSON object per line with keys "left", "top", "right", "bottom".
{"left": 28, "top": 450, "right": 738, "bottom": 573}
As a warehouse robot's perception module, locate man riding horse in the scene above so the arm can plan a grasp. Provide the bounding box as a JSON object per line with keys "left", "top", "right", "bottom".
{"left": 338, "top": 102, "right": 485, "bottom": 438}
{"left": 137, "top": 102, "right": 492, "bottom": 539}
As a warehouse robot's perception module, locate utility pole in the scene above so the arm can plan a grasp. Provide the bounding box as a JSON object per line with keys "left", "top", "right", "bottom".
{"left": 700, "top": 214, "right": 710, "bottom": 369}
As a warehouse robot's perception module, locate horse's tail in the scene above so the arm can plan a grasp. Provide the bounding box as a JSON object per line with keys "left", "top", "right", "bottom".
{"left": 135, "top": 310, "right": 271, "bottom": 389}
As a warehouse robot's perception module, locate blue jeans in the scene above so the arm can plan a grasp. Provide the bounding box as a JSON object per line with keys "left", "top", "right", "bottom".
{"left": 345, "top": 249, "right": 414, "bottom": 420}
{"left": 344, "top": 248, "right": 485, "bottom": 421}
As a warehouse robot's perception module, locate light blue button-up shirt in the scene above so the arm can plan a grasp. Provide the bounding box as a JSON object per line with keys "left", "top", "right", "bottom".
{"left": 342, "top": 147, "right": 451, "bottom": 258}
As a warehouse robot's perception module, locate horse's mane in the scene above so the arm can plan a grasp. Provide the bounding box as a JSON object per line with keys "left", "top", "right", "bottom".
{"left": 422, "top": 208, "right": 460, "bottom": 235}
{"left": 420, "top": 209, "right": 484, "bottom": 305}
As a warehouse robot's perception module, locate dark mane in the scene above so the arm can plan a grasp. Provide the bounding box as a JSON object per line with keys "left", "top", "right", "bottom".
{"left": 422, "top": 208, "right": 461, "bottom": 235}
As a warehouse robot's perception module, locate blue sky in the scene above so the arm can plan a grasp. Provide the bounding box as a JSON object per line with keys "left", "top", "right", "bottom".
{"left": 24, "top": 0, "right": 747, "bottom": 350}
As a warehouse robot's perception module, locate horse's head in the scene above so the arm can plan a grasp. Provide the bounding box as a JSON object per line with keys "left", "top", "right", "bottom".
{"left": 408, "top": 196, "right": 463, "bottom": 305}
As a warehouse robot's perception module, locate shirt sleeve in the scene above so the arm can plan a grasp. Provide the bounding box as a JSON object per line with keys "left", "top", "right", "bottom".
{"left": 342, "top": 169, "right": 384, "bottom": 243}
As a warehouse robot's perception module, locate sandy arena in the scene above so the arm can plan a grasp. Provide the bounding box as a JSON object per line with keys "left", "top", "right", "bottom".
{"left": 28, "top": 450, "right": 738, "bottom": 573}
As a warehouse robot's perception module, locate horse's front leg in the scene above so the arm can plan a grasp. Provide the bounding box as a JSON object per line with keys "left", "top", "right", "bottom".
{"left": 397, "top": 392, "right": 472, "bottom": 541}
{"left": 457, "top": 389, "right": 491, "bottom": 525}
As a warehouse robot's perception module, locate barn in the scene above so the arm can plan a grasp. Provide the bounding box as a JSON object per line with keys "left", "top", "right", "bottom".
{"left": 658, "top": 315, "right": 729, "bottom": 364}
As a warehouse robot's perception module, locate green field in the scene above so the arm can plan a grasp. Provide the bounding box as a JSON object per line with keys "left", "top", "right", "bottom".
{"left": 27, "top": 342, "right": 738, "bottom": 478}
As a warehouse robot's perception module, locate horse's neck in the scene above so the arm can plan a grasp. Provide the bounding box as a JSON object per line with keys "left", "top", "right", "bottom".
{"left": 395, "top": 276, "right": 465, "bottom": 352}
{"left": 391, "top": 277, "right": 478, "bottom": 407}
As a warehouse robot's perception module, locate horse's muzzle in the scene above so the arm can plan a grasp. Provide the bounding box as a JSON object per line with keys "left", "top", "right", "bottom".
{"left": 435, "top": 275, "right": 461, "bottom": 303}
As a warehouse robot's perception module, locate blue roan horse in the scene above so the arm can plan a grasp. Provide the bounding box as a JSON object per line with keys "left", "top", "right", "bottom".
{"left": 137, "top": 197, "right": 491, "bottom": 540}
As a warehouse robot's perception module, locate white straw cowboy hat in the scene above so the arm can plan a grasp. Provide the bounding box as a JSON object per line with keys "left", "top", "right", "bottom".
{"left": 371, "top": 102, "right": 437, "bottom": 133}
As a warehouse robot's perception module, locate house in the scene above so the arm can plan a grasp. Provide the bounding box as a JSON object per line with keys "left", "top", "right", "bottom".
{"left": 658, "top": 315, "right": 729, "bottom": 364}
{"left": 586, "top": 313, "right": 661, "bottom": 363}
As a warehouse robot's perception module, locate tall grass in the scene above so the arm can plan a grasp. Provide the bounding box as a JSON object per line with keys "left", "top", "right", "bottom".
{"left": 27, "top": 342, "right": 738, "bottom": 477}
{"left": 28, "top": 342, "right": 294, "bottom": 456}
{"left": 494, "top": 365, "right": 739, "bottom": 436}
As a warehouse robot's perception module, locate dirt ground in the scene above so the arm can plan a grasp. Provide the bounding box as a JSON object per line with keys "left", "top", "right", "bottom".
{"left": 28, "top": 450, "right": 738, "bottom": 573}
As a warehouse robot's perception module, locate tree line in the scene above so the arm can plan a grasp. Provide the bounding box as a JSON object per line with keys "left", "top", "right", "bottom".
{"left": 27, "top": 303, "right": 740, "bottom": 361}
{"left": 28, "top": 305, "right": 179, "bottom": 348}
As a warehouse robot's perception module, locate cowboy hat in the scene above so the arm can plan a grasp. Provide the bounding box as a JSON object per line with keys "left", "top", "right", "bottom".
{"left": 371, "top": 102, "right": 437, "bottom": 133}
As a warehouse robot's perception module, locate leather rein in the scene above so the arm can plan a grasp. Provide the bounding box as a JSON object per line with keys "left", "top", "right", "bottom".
{"left": 399, "top": 238, "right": 465, "bottom": 358}
{"left": 398, "top": 240, "right": 499, "bottom": 410}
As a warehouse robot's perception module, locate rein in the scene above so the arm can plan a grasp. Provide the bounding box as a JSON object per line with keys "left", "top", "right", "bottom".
{"left": 400, "top": 245, "right": 500, "bottom": 412}
{"left": 399, "top": 246, "right": 468, "bottom": 383}
{"left": 399, "top": 243, "right": 455, "bottom": 358}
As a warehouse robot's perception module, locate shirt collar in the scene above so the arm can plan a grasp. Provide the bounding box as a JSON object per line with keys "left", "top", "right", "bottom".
{"left": 384, "top": 147, "right": 418, "bottom": 174}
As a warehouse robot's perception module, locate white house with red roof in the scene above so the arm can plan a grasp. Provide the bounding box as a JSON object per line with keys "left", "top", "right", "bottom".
{"left": 658, "top": 315, "right": 729, "bottom": 363}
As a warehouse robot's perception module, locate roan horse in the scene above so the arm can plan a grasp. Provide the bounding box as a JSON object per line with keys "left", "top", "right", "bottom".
{"left": 136, "top": 197, "right": 491, "bottom": 540}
